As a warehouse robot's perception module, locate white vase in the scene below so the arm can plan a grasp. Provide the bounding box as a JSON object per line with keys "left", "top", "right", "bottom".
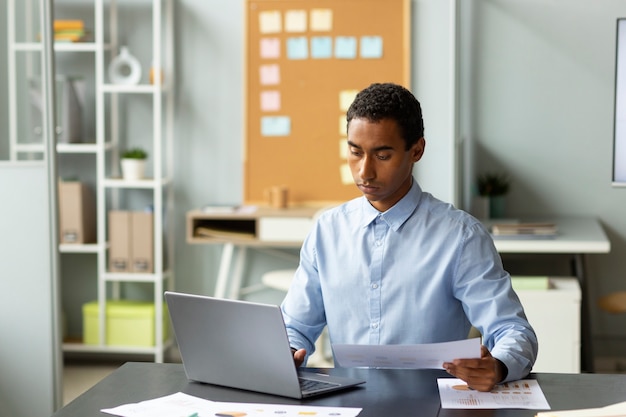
{"left": 121, "top": 159, "right": 146, "bottom": 180}
{"left": 109, "top": 46, "right": 142, "bottom": 85}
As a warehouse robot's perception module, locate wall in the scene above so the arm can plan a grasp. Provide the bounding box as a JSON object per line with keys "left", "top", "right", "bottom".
{"left": 460, "top": 0, "right": 626, "bottom": 357}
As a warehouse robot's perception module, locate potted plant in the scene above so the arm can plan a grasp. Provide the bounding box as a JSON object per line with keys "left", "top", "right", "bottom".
{"left": 477, "top": 172, "right": 510, "bottom": 219}
{"left": 120, "top": 148, "right": 148, "bottom": 180}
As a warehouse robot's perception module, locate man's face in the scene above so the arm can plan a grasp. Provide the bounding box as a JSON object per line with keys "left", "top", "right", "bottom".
{"left": 347, "top": 117, "right": 424, "bottom": 212}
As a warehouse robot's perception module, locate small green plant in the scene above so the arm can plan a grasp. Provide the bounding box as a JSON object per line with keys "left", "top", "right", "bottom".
{"left": 121, "top": 148, "right": 147, "bottom": 159}
{"left": 477, "top": 172, "right": 510, "bottom": 196}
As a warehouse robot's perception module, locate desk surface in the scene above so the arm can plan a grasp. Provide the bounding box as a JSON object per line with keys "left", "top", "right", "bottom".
{"left": 188, "top": 209, "right": 611, "bottom": 254}
{"left": 54, "top": 362, "right": 626, "bottom": 417}
{"left": 490, "top": 217, "right": 610, "bottom": 254}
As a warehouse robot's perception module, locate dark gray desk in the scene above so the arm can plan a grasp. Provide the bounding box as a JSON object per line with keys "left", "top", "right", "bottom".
{"left": 53, "top": 362, "right": 626, "bottom": 417}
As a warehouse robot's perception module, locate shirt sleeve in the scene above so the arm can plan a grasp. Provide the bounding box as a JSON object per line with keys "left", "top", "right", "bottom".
{"left": 453, "top": 222, "right": 539, "bottom": 382}
{"left": 280, "top": 225, "right": 327, "bottom": 359}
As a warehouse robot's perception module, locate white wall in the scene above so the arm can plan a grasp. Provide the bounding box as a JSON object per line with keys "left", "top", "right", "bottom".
{"left": 461, "top": 0, "right": 626, "bottom": 357}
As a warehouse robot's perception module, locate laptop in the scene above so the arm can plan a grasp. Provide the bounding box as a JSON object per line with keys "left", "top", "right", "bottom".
{"left": 164, "top": 291, "right": 365, "bottom": 399}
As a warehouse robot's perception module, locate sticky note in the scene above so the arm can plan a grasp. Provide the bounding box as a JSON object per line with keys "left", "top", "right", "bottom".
{"left": 360, "top": 36, "right": 383, "bottom": 58}
{"left": 260, "top": 37, "right": 280, "bottom": 59}
{"left": 311, "top": 36, "right": 332, "bottom": 59}
{"left": 259, "top": 64, "right": 280, "bottom": 85}
{"left": 310, "top": 9, "right": 332, "bottom": 31}
{"left": 285, "top": 10, "right": 307, "bottom": 32}
{"left": 260, "top": 90, "right": 281, "bottom": 111}
{"left": 339, "top": 115, "right": 347, "bottom": 135}
{"left": 339, "top": 90, "right": 358, "bottom": 111}
{"left": 261, "top": 116, "right": 291, "bottom": 136}
{"left": 287, "top": 37, "right": 308, "bottom": 60}
{"left": 335, "top": 37, "right": 357, "bottom": 59}
{"left": 259, "top": 10, "right": 282, "bottom": 34}
{"left": 340, "top": 163, "right": 353, "bottom": 185}
{"left": 339, "top": 138, "right": 348, "bottom": 159}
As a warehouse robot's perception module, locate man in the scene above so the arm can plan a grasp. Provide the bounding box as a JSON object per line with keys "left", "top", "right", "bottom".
{"left": 281, "top": 82, "right": 537, "bottom": 392}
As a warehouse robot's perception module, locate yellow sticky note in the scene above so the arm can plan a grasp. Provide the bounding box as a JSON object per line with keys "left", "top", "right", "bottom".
{"left": 338, "top": 138, "right": 348, "bottom": 159}
{"left": 339, "top": 115, "right": 347, "bottom": 136}
{"left": 339, "top": 90, "right": 358, "bottom": 111}
{"left": 285, "top": 10, "right": 307, "bottom": 32}
{"left": 259, "top": 10, "right": 282, "bottom": 34}
{"left": 340, "top": 163, "right": 353, "bottom": 185}
{"left": 310, "top": 9, "right": 332, "bottom": 31}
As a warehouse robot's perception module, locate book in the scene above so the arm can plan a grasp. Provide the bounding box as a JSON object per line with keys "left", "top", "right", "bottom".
{"left": 491, "top": 222, "right": 557, "bottom": 237}
{"left": 54, "top": 20, "right": 84, "bottom": 31}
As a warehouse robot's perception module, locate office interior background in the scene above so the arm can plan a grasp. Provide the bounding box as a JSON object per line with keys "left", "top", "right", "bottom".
{"left": 2, "top": 0, "right": 626, "bottom": 415}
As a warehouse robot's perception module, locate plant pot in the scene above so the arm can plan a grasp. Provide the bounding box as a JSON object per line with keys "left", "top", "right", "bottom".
{"left": 121, "top": 158, "right": 146, "bottom": 180}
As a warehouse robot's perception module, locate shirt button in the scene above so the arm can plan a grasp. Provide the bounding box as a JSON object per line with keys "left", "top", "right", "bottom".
{"left": 375, "top": 240, "right": 382, "bottom": 246}
{"left": 372, "top": 323, "right": 379, "bottom": 329}
{"left": 371, "top": 283, "right": 379, "bottom": 289}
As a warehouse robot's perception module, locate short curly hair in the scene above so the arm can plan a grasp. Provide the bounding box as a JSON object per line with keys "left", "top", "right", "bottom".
{"left": 346, "top": 83, "right": 424, "bottom": 150}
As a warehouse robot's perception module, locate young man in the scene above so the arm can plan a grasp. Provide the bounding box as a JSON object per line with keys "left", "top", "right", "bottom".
{"left": 281, "top": 82, "right": 537, "bottom": 392}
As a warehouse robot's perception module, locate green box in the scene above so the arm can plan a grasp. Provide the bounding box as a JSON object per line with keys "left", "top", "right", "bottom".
{"left": 83, "top": 300, "right": 168, "bottom": 346}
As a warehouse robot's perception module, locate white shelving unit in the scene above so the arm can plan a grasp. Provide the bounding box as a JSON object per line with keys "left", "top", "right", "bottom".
{"left": 7, "top": 0, "right": 175, "bottom": 363}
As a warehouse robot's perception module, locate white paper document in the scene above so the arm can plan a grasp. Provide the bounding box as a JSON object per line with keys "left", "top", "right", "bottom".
{"left": 333, "top": 337, "right": 481, "bottom": 369}
{"left": 101, "top": 392, "right": 363, "bottom": 417}
{"left": 438, "top": 378, "right": 551, "bottom": 409}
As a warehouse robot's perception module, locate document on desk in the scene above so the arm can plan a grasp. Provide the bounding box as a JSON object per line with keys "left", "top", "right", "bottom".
{"left": 332, "top": 338, "right": 480, "bottom": 369}
{"left": 101, "top": 392, "right": 363, "bottom": 417}
{"left": 438, "top": 378, "right": 550, "bottom": 409}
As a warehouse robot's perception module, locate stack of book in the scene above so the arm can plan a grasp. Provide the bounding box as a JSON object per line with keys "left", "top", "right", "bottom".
{"left": 491, "top": 222, "right": 557, "bottom": 238}
{"left": 54, "top": 20, "right": 89, "bottom": 42}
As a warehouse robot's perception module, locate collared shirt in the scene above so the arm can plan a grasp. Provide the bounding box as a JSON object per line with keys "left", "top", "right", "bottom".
{"left": 281, "top": 179, "right": 538, "bottom": 382}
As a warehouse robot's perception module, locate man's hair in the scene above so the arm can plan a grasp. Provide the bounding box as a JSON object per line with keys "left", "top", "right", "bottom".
{"left": 346, "top": 82, "right": 424, "bottom": 150}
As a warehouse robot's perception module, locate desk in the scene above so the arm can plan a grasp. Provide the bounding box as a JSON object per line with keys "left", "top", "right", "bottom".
{"left": 53, "top": 362, "right": 626, "bottom": 417}
{"left": 187, "top": 211, "right": 610, "bottom": 372}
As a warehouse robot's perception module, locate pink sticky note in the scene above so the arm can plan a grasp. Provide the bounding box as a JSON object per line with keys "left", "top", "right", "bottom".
{"left": 260, "top": 38, "right": 280, "bottom": 59}
{"left": 259, "top": 64, "right": 280, "bottom": 85}
{"left": 261, "top": 90, "right": 281, "bottom": 111}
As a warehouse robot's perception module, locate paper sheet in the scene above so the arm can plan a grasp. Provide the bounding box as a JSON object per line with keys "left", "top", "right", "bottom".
{"left": 536, "top": 401, "right": 626, "bottom": 417}
{"left": 101, "top": 392, "right": 363, "bottom": 417}
{"left": 333, "top": 338, "right": 481, "bottom": 369}
{"left": 438, "top": 378, "right": 551, "bottom": 410}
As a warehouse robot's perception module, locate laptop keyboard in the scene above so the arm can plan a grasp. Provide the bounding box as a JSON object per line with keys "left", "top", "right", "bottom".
{"left": 299, "top": 377, "right": 340, "bottom": 392}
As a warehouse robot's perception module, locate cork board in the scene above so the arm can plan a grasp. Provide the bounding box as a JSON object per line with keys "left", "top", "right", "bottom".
{"left": 244, "top": 0, "right": 411, "bottom": 204}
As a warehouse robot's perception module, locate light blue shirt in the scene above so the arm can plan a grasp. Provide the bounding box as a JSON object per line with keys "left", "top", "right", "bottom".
{"left": 281, "top": 179, "right": 538, "bottom": 382}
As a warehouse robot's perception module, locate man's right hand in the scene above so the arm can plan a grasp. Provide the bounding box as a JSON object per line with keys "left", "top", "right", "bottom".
{"left": 291, "top": 348, "right": 307, "bottom": 367}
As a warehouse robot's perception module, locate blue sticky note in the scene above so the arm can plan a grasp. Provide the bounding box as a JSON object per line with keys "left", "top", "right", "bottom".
{"left": 335, "top": 36, "right": 357, "bottom": 59}
{"left": 310, "top": 36, "right": 332, "bottom": 59}
{"left": 360, "top": 36, "right": 383, "bottom": 59}
{"left": 261, "top": 116, "right": 291, "bottom": 136}
{"left": 287, "top": 37, "right": 308, "bottom": 60}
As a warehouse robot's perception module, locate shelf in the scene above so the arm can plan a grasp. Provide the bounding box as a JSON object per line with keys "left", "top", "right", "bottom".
{"left": 103, "top": 177, "right": 171, "bottom": 189}
{"left": 14, "top": 142, "right": 108, "bottom": 154}
{"left": 12, "top": 42, "right": 101, "bottom": 52}
{"left": 59, "top": 243, "right": 101, "bottom": 254}
{"left": 103, "top": 269, "right": 173, "bottom": 283}
{"left": 63, "top": 338, "right": 174, "bottom": 355}
{"left": 101, "top": 84, "right": 162, "bottom": 94}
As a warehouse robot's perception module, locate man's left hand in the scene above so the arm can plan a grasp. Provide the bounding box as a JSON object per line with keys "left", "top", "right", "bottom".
{"left": 442, "top": 345, "right": 507, "bottom": 392}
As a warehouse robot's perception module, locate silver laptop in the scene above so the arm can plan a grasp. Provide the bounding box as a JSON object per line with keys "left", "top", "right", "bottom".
{"left": 164, "top": 291, "right": 365, "bottom": 399}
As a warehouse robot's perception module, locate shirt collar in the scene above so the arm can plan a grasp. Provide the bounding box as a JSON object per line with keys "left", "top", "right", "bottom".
{"left": 359, "top": 178, "right": 422, "bottom": 231}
